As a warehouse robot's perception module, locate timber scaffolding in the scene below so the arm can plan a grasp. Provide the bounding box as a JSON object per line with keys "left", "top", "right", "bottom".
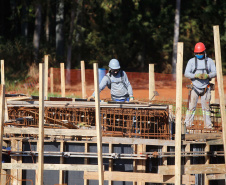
{"left": 0, "top": 25, "right": 226, "bottom": 185}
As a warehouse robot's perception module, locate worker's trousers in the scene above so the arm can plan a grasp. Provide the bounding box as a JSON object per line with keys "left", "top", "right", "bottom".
{"left": 185, "top": 87, "right": 212, "bottom": 128}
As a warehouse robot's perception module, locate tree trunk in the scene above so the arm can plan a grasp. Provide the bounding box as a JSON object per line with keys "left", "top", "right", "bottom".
{"left": 56, "top": 0, "right": 64, "bottom": 60}
{"left": 172, "top": 0, "right": 181, "bottom": 74}
{"left": 33, "top": 2, "right": 42, "bottom": 63}
{"left": 45, "top": 0, "right": 50, "bottom": 42}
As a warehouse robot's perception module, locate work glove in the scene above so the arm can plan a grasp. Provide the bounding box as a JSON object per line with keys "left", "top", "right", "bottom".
{"left": 195, "top": 73, "right": 209, "bottom": 80}
{"left": 129, "top": 96, "right": 134, "bottom": 102}
{"left": 87, "top": 96, "right": 95, "bottom": 101}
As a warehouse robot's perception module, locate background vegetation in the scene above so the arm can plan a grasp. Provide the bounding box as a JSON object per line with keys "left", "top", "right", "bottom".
{"left": 0, "top": 0, "right": 225, "bottom": 82}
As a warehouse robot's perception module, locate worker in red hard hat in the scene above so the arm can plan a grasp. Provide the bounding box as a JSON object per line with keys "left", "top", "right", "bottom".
{"left": 184, "top": 42, "right": 216, "bottom": 132}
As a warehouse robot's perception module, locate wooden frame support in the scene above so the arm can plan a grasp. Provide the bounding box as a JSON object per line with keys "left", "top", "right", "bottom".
{"left": 60, "top": 63, "right": 65, "bottom": 97}
{"left": 213, "top": 25, "right": 226, "bottom": 169}
{"left": 81, "top": 60, "right": 87, "bottom": 99}
{"left": 50, "top": 67, "right": 54, "bottom": 94}
{"left": 37, "top": 63, "right": 45, "bottom": 185}
{"left": 44, "top": 55, "right": 49, "bottom": 100}
{"left": 93, "top": 63, "right": 104, "bottom": 185}
{"left": 0, "top": 84, "right": 5, "bottom": 184}
{"left": 175, "top": 42, "right": 183, "bottom": 185}
{"left": 149, "top": 64, "right": 155, "bottom": 100}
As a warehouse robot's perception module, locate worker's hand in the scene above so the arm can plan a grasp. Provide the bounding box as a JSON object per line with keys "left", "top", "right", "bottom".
{"left": 200, "top": 74, "right": 209, "bottom": 79}
{"left": 195, "top": 73, "right": 202, "bottom": 79}
{"left": 129, "top": 97, "right": 134, "bottom": 102}
{"left": 87, "top": 96, "right": 95, "bottom": 101}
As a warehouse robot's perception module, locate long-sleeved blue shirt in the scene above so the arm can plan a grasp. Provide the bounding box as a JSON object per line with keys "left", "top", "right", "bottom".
{"left": 184, "top": 57, "right": 216, "bottom": 89}
{"left": 92, "top": 70, "right": 133, "bottom": 100}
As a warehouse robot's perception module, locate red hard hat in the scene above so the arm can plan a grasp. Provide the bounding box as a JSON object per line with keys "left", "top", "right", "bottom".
{"left": 194, "top": 42, "right": 206, "bottom": 53}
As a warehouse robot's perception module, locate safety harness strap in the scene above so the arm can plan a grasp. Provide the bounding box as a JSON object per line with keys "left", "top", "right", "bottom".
{"left": 193, "top": 57, "right": 209, "bottom": 74}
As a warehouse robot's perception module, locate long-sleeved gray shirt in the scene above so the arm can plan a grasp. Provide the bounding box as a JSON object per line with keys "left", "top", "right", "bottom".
{"left": 92, "top": 70, "right": 133, "bottom": 100}
{"left": 184, "top": 57, "right": 216, "bottom": 89}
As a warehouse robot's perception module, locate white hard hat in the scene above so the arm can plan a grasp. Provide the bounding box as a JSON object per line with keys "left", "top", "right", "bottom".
{"left": 108, "top": 59, "right": 120, "bottom": 69}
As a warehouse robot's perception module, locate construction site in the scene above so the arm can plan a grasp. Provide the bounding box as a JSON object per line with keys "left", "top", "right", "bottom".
{"left": 0, "top": 25, "right": 225, "bottom": 185}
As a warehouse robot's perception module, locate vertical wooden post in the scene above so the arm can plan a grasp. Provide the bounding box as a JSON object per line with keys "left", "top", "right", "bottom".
{"left": 84, "top": 143, "right": 89, "bottom": 185}
{"left": 108, "top": 143, "right": 113, "bottom": 185}
{"left": 60, "top": 63, "right": 65, "bottom": 97}
{"left": 37, "top": 63, "right": 44, "bottom": 185}
{"left": 149, "top": 64, "right": 155, "bottom": 100}
{"left": 59, "top": 141, "right": 64, "bottom": 184}
{"left": 93, "top": 63, "right": 104, "bottom": 185}
{"left": 137, "top": 144, "right": 146, "bottom": 185}
{"left": 185, "top": 143, "right": 191, "bottom": 185}
{"left": 175, "top": 42, "right": 183, "bottom": 185}
{"left": 213, "top": 25, "right": 226, "bottom": 169}
{"left": 0, "top": 84, "right": 5, "bottom": 185}
{"left": 81, "top": 60, "right": 87, "bottom": 99}
{"left": 210, "top": 60, "right": 216, "bottom": 104}
{"left": 204, "top": 144, "right": 210, "bottom": 185}
{"left": 1, "top": 60, "right": 4, "bottom": 85}
{"left": 1, "top": 60, "right": 8, "bottom": 121}
{"left": 50, "top": 67, "right": 54, "bottom": 94}
{"left": 44, "top": 55, "right": 49, "bottom": 100}
{"left": 133, "top": 144, "right": 137, "bottom": 185}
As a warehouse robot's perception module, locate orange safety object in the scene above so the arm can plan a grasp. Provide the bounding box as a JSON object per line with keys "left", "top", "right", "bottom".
{"left": 194, "top": 42, "right": 206, "bottom": 53}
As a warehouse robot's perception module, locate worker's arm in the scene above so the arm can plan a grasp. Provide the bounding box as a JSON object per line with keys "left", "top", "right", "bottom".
{"left": 123, "top": 71, "right": 133, "bottom": 98}
{"left": 208, "top": 58, "right": 217, "bottom": 79}
{"left": 91, "top": 75, "right": 110, "bottom": 97}
{"left": 184, "top": 59, "right": 196, "bottom": 79}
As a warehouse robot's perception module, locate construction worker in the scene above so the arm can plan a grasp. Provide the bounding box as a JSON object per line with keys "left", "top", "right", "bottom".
{"left": 184, "top": 42, "right": 216, "bottom": 130}
{"left": 88, "top": 59, "right": 134, "bottom": 102}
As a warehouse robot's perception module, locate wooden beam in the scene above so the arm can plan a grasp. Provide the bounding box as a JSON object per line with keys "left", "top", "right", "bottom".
{"left": 213, "top": 25, "right": 226, "bottom": 170}
{"left": 2, "top": 163, "right": 98, "bottom": 171}
{"left": 175, "top": 42, "right": 183, "bottom": 185}
{"left": 184, "top": 133, "right": 221, "bottom": 140}
{"left": 1, "top": 60, "right": 4, "bottom": 85}
{"left": 4, "top": 127, "right": 96, "bottom": 136}
{"left": 185, "top": 143, "right": 191, "bottom": 185}
{"left": 50, "top": 67, "right": 54, "bottom": 94}
{"left": 44, "top": 55, "right": 49, "bottom": 100}
{"left": 207, "top": 174, "right": 226, "bottom": 180}
{"left": 149, "top": 64, "right": 155, "bottom": 100}
{"left": 210, "top": 60, "right": 216, "bottom": 104}
{"left": 159, "top": 164, "right": 226, "bottom": 175}
{"left": 59, "top": 141, "right": 64, "bottom": 185}
{"left": 0, "top": 84, "right": 5, "bottom": 185}
{"left": 93, "top": 63, "right": 104, "bottom": 185}
{"left": 60, "top": 63, "right": 65, "bottom": 97}
{"left": 204, "top": 144, "right": 210, "bottom": 185}
{"left": 81, "top": 60, "right": 87, "bottom": 99}
{"left": 108, "top": 143, "right": 113, "bottom": 185}
{"left": 84, "top": 143, "right": 89, "bottom": 185}
{"left": 84, "top": 171, "right": 195, "bottom": 184}
{"left": 37, "top": 63, "right": 44, "bottom": 185}
{"left": 93, "top": 137, "right": 175, "bottom": 146}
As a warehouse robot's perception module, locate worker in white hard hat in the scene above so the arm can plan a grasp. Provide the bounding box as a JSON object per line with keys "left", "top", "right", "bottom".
{"left": 88, "top": 59, "right": 134, "bottom": 102}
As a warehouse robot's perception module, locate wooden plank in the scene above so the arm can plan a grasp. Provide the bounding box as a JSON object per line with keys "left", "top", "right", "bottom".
{"left": 1, "top": 60, "right": 4, "bottom": 84}
{"left": 2, "top": 163, "right": 98, "bottom": 171}
{"left": 84, "top": 142, "right": 89, "bottom": 185}
{"left": 93, "top": 137, "right": 175, "bottom": 146}
{"left": 44, "top": 55, "right": 49, "bottom": 100}
{"left": 37, "top": 63, "right": 44, "bottom": 185}
{"left": 159, "top": 164, "right": 226, "bottom": 175}
{"left": 59, "top": 141, "right": 64, "bottom": 185}
{"left": 207, "top": 174, "right": 225, "bottom": 180}
{"left": 84, "top": 171, "right": 195, "bottom": 184}
{"left": 137, "top": 144, "right": 146, "bottom": 185}
{"left": 4, "top": 127, "right": 96, "bottom": 136}
{"left": 81, "top": 60, "right": 87, "bottom": 99}
{"left": 108, "top": 143, "right": 113, "bottom": 185}
{"left": 50, "top": 67, "right": 54, "bottom": 94}
{"left": 149, "top": 64, "right": 155, "bottom": 100}
{"left": 175, "top": 42, "right": 183, "bottom": 185}
{"left": 204, "top": 144, "right": 210, "bottom": 185}
{"left": 185, "top": 133, "right": 222, "bottom": 140}
{"left": 210, "top": 60, "right": 216, "bottom": 104}
{"left": 60, "top": 63, "right": 65, "bottom": 97}
{"left": 213, "top": 25, "right": 226, "bottom": 170}
{"left": 0, "top": 85, "right": 5, "bottom": 185}
{"left": 93, "top": 63, "right": 104, "bottom": 185}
